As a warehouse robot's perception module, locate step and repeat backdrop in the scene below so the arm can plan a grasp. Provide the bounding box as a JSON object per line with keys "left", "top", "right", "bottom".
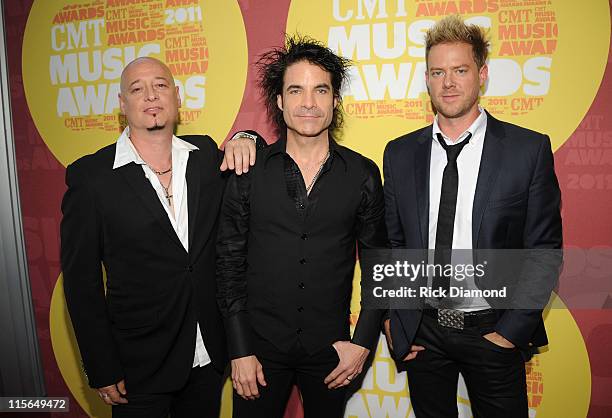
{"left": 4, "top": 0, "right": 612, "bottom": 417}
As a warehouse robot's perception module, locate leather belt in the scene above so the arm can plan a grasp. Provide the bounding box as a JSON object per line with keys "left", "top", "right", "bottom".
{"left": 423, "top": 307, "right": 497, "bottom": 330}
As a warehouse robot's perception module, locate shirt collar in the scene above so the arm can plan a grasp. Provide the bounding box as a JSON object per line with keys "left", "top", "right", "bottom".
{"left": 432, "top": 106, "right": 487, "bottom": 146}
{"left": 263, "top": 136, "right": 347, "bottom": 170}
{"left": 113, "top": 127, "right": 198, "bottom": 169}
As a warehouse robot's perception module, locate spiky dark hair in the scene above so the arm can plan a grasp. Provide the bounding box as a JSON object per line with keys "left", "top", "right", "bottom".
{"left": 257, "top": 34, "right": 351, "bottom": 139}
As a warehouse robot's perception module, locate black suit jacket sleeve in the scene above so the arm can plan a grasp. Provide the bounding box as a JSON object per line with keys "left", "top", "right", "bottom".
{"left": 61, "top": 161, "right": 124, "bottom": 388}
{"left": 216, "top": 172, "right": 254, "bottom": 359}
{"left": 383, "top": 146, "right": 406, "bottom": 249}
{"left": 352, "top": 159, "right": 390, "bottom": 350}
{"left": 494, "top": 134, "right": 563, "bottom": 346}
{"left": 380, "top": 142, "right": 407, "bottom": 328}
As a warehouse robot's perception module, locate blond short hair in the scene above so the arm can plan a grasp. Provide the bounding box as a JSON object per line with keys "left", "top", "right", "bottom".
{"left": 425, "top": 15, "right": 490, "bottom": 69}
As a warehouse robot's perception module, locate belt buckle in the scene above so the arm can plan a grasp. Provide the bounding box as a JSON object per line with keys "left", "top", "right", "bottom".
{"left": 438, "top": 309, "right": 464, "bottom": 330}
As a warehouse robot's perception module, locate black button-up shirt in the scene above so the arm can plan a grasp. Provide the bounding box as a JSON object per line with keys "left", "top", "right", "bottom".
{"left": 216, "top": 137, "right": 388, "bottom": 359}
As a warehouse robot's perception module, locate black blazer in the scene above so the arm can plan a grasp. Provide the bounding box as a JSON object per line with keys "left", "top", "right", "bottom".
{"left": 383, "top": 112, "right": 562, "bottom": 359}
{"left": 61, "top": 135, "right": 228, "bottom": 393}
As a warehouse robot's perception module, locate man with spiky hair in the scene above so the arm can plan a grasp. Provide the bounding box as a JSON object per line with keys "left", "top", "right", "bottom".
{"left": 216, "top": 36, "right": 388, "bottom": 417}
{"left": 383, "top": 15, "right": 562, "bottom": 417}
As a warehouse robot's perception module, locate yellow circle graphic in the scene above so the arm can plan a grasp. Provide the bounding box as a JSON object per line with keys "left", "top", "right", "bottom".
{"left": 286, "top": 0, "right": 610, "bottom": 167}
{"left": 23, "top": 0, "right": 248, "bottom": 167}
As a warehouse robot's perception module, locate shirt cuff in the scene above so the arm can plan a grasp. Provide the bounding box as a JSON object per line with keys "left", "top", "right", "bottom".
{"left": 351, "top": 309, "right": 385, "bottom": 350}
{"left": 224, "top": 311, "right": 255, "bottom": 359}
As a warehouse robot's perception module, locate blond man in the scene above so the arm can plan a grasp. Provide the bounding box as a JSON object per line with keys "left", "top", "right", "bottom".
{"left": 383, "top": 16, "right": 562, "bottom": 417}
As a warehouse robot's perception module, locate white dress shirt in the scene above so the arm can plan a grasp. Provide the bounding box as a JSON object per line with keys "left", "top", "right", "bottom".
{"left": 113, "top": 127, "right": 212, "bottom": 367}
{"left": 428, "top": 108, "right": 490, "bottom": 311}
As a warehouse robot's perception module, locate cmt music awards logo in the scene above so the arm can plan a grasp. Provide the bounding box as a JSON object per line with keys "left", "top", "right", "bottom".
{"left": 23, "top": 0, "right": 247, "bottom": 167}
{"left": 286, "top": 0, "right": 609, "bottom": 165}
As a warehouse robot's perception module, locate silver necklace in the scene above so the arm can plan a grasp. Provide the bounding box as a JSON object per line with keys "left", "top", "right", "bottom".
{"left": 129, "top": 136, "right": 172, "bottom": 176}
{"left": 160, "top": 173, "right": 173, "bottom": 204}
{"left": 149, "top": 165, "right": 172, "bottom": 175}
{"left": 305, "top": 151, "right": 330, "bottom": 195}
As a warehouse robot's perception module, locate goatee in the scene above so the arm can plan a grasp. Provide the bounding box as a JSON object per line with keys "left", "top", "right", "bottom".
{"left": 147, "top": 123, "right": 165, "bottom": 131}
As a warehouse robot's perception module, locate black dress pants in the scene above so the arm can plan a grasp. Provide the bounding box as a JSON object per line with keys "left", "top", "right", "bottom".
{"left": 233, "top": 336, "right": 347, "bottom": 418}
{"left": 112, "top": 363, "right": 224, "bottom": 418}
{"left": 405, "top": 312, "right": 528, "bottom": 418}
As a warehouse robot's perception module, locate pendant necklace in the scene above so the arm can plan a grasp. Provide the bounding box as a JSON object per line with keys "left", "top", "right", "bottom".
{"left": 305, "top": 151, "right": 330, "bottom": 195}
{"left": 160, "top": 173, "right": 173, "bottom": 204}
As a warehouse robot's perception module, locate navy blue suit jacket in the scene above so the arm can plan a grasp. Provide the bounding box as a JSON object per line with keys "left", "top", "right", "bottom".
{"left": 383, "top": 111, "right": 562, "bottom": 360}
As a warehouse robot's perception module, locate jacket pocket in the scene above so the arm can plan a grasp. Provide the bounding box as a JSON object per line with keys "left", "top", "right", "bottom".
{"left": 111, "top": 310, "right": 158, "bottom": 329}
{"left": 487, "top": 191, "right": 527, "bottom": 210}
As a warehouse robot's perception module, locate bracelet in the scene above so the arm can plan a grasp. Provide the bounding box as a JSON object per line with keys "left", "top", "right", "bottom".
{"left": 231, "top": 132, "right": 258, "bottom": 141}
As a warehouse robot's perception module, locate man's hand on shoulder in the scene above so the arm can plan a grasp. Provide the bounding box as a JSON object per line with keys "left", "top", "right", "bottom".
{"left": 324, "top": 341, "right": 370, "bottom": 389}
{"left": 97, "top": 379, "right": 128, "bottom": 405}
{"left": 220, "top": 132, "right": 260, "bottom": 175}
{"left": 231, "top": 355, "right": 267, "bottom": 400}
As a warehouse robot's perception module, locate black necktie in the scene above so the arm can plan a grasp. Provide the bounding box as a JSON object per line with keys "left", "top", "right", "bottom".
{"left": 433, "top": 132, "right": 472, "bottom": 299}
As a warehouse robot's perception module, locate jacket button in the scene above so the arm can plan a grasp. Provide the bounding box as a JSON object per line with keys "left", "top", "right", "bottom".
{"left": 301, "top": 233, "right": 308, "bottom": 240}
{"left": 298, "top": 282, "right": 305, "bottom": 289}
{"left": 297, "top": 306, "right": 304, "bottom": 312}
{"left": 299, "top": 258, "right": 306, "bottom": 264}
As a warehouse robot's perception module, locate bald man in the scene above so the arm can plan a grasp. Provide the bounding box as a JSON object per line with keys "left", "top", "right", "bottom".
{"left": 61, "top": 57, "right": 258, "bottom": 417}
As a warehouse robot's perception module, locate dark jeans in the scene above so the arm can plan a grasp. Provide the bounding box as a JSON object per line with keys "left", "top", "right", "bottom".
{"left": 233, "top": 336, "right": 347, "bottom": 418}
{"left": 405, "top": 312, "right": 528, "bottom": 418}
{"left": 112, "top": 364, "right": 224, "bottom": 418}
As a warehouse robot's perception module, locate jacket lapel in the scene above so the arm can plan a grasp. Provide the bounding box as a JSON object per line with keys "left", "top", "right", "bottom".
{"left": 472, "top": 112, "right": 505, "bottom": 248}
{"left": 415, "top": 127, "right": 432, "bottom": 249}
{"left": 118, "top": 163, "right": 184, "bottom": 251}
{"left": 186, "top": 151, "right": 201, "bottom": 252}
